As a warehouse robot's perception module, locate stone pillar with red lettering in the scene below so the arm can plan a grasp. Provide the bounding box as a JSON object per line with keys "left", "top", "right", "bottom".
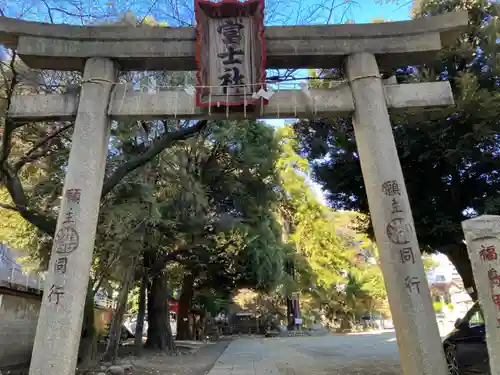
{"left": 462, "top": 215, "right": 500, "bottom": 374}
{"left": 29, "top": 58, "right": 119, "bottom": 375}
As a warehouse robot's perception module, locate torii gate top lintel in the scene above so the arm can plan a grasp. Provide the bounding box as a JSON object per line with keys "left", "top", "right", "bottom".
{"left": 0, "top": 11, "right": 468, "bottom": 72}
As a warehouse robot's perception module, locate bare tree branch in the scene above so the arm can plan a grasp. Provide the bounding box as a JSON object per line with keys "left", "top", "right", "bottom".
{"left": 14, "top": 123, "right": 74, "bottom": 172}
{"left": 1, "top": 164, "right": 58, "bottom": 235}
{"left": 139, "top": 0, "right": 160, "bottom": 25}
{"left": 0, "top": 202, "right": 18, "bottom": 211}
{"left": 101, "top": 119, "right": 209, "bottom": 198}
{"left": 41, "top": 0, "right": 55, "bottom": 23}
{"left": 149, "top": 244, "right": 196, "bottom": 277}
{"left": 0, "top": 52, "right": 58, "bottom": 236}
{"left": 2, "top": 115, "right": 207, "bottom": 237}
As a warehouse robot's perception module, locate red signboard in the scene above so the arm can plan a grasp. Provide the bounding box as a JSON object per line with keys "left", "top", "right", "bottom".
{"left": 168, "top": 299, "right": 178, "bottom": 313}
{"left": 195, "top": 0, "right": 266, "bottom": 108}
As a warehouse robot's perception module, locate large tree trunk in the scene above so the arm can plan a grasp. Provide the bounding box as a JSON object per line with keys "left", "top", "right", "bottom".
{"left": 176, "top": 272, "right": 195, "bottom": 340}
{"left": 286, "top": 297, "right": 295, "bottom": 329}
{"left": 144, "top": 272, "right": 176, "bottom": 352}
{"left": 441, "top": 243, "right": 477, "bottom": 300}
{"left": 134, "top": 269, "right": 148, "bottom": 355}
{"left": 78, "top": 281, "right": 98, "bottom": 366}
{"left": 135, "top": 222, "right": 151, "bottom": 355}
{"left": 285, "top": 259, "right": 298, "bottom": 330}
{"left": 103, "top": 258, "right": 137, "bottom": 362}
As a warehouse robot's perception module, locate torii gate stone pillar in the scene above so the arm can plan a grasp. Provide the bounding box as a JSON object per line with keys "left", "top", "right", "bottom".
{"left": 347, "top": 52, "right": 446, "bottom": 375}
{"left": 0, "top": 7, "right": 468, "bottom": 375}
{"left": 462, "top": 215, "right": 500, "bottom": 374}
{"left": 30, "top": 57, "right": 118, "bottom": 375}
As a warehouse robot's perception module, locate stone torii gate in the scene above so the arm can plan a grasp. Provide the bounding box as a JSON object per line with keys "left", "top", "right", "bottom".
{"left": 1, "top": 9, "right": 467, "bottom": 375}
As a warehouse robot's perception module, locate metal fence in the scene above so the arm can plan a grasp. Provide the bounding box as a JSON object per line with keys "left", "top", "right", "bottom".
{"left": 0, "top": 244, "right": 118, "bottom": 308}
{"left": 94, "top": 295, "right": 118, "bottom": 309}
{"left": 0, "top": 244, "right": 46, "bottom": 291}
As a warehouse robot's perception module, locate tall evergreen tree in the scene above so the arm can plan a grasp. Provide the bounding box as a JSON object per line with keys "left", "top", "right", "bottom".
{"left": 294, "top": 0, "right": 500, "bottom": 299}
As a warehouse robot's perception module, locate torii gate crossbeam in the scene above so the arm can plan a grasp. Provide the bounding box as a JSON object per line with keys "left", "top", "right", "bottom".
{"left": 0, "top": 10, "right": 468, "bottom": 375}
{"left": 0, "top": 11, "right": 467, "bottom": 71}
{"left": 8, "top": 81, "right": 454, "bottom": 121}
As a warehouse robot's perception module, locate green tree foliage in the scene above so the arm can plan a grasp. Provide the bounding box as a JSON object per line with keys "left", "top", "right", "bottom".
{"left": 0, "top": 39, "right": 210, "bottom": 355}
{"left": 273, "top": 126, "right": 388, "bottom": 327}
{"left": 0, "top": 51, "right": 208, "bottom": 244}
{"left": 108, "top": 118, "right": 289, "bottom": 342}
{"left": 152, "top": 119, "right": 286, "bottom": 289}
{"left": 0, "top": 51, "right": 208, "bottom": 359}
{"left": 276, "top": 126, "right": 346, "bottom": 291}
{"left": 0, "top": 0, "right": 398, "bottom": 365}
{"left": 0, "top": 50, "right": 289, "bottom": 349}
{"left": 294, "top": 0, "right": 500, "bottom": 299}
{"left": 0, "top": 188, "right": 41, "bottom": 252}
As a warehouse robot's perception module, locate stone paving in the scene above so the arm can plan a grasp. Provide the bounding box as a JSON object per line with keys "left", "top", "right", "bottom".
{"left": 208, "top": 331, "right": 402, "bottom": 375}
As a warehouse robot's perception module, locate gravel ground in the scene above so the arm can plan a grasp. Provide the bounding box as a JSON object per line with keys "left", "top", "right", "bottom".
{"left": 207, "top": 332, "right": 402, "bottom": 375}
{"left": 0, "top": 340, "right": 230, "bottom": 375}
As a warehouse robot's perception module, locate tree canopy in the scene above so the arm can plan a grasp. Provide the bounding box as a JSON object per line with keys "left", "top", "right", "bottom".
{"left": 273, "top": 125, "right": 387, "bottom": 326}
{"left": 294, "top": 0, "right": 500, "bottom": 298}
{"left": 0, "top": 3, "right": 404, "bottom": 364}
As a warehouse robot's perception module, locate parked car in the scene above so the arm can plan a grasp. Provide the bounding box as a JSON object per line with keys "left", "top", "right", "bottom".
{"left": 123, "top": 311, "right": 177, "bottom": 339}
{"left": 101, "top": 321, "right": 136, "bottom": 342}
{"left": 123, "top": 314, "right": 149, "bottom": 338}
{"left": 442, "top": 301, "right": 489, "bottom": 375}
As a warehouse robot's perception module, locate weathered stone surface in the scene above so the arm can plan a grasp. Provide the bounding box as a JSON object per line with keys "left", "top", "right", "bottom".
{"left": 462, "top": 215, "right": 500, "bottom": 375}
{"left": 8, "top": 93, "right": 80, "bottom": 121}
{"left": 28, "top": 58, "right": 119, "bottom": 375}
{"left": 346, "top": 52, "right": 447, "bottom": 375}
{"left": 0, "top": 12, "right": 468, "bottom": 71}
{"left": 16, "top": 33, "right": 442, "bottom": 72}
{"left": 8, "top": 81, "right": 454, "bottom": 122}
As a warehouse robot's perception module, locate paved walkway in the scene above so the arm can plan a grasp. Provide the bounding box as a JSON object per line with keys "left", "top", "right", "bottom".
{"left": 208, "top": 332, "right": 401, "bottom": 375}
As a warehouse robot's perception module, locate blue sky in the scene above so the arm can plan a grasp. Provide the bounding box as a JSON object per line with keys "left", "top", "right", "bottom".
{"left": 1, "top": 0, "right": 413, "bottom": 27}
{"left": 339, "top": 0, "right": 412, "bottom": 23}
